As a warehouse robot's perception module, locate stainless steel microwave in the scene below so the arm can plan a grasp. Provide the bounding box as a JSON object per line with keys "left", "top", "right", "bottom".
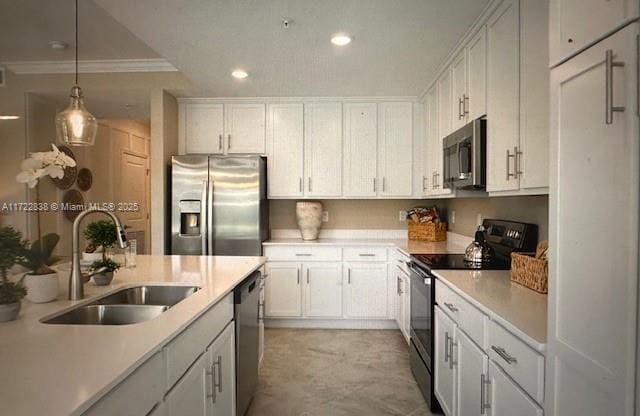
{"left": 443, "top": 119, "right": 486, "bottom": 190}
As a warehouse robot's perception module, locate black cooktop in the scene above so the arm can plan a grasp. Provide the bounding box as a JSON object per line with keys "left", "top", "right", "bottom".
{"left": 412, "top": 253, "right": 511, "bottom": 271}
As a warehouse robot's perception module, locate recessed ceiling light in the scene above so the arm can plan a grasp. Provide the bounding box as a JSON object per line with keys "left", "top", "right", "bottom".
{"left": 331, "top": 34, "right": 352, "bottom": 46}
{"left": 0, "top": 115, "right": 20, "bottom": 120}
{"left": 231, "top": 70, "right": 248, "bottom": 79}
{"left": 49, "top": 40, "right": 69, "bottom": 50}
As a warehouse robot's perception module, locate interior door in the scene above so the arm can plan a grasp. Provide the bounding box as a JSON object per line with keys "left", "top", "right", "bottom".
{"left": 547, "top": 24, "right": 638, "bottom": 416}
{"left": 264, "top": 263, "right": 302, "bottom": 317}
{"left": 378, "top": 102, "right": 413, "bottom": 197}
{"left": 304, "top": 263, "right": 343, "bottom": 317}
{"left": 488, "top": 360, "right": 543, "bottom": 416}
{"left": 224, "top": 103, "right": 266, "bottom": 154}
{"left": 345, "top": 263, "right": 388, "bottom": 318}
{"left": 267, "top": 103, "right": 304, "bottom": 198}
{"left": 184, "top": 103, "right": 224, "bottom": 154}
{"left": 434, "top": 306, "right": 456, "bottom": 416}
{"left": 304, "top": 103, "right": 343, "bottom": 197}
{"left": 457, "top": 330, "right": 488, "bottom": 416}
{"left": 343, "top": 103, "right": 378, "bottom": 197}
{"left": 119, "top": 151, "right": 149, "bottom": 253}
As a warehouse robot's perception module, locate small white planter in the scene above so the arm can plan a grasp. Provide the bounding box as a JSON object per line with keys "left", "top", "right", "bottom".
{"left": 0, "top": 302, "right": 20, "bottom": 322}
{"left": 93, "top": 271, "right": 114, "bottom": 286}
{"left": 23, "top": 273, "right": 59, "bottom": 303}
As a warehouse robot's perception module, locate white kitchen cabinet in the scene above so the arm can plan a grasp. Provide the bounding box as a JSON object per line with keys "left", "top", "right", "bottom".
{"left": 378, "top": 102, "right": 414, "bottom": 197}
{"left": 467, "top": 26, "right": 487, "bottom": 120}
{"left": 434, "top": 306, "right": 456, "bottom": 416}
{"left": 267, "top": 103, "right": 304, "bottom": 198}
{"left": 303, "top": 263, "right": 343, "bottom": 318}
{"left": 304, "top": 102, "right": 343, "bottom": 197}
{"left": 547, "top": 23, "right": 638, "bottom": 416}
{"left": 264, "top": 263, "right": 302, "bottom": 317}
{"left": 165, "top": 353, "right": 210, "bottom": 416}
{"left": 206, "top": 323, "right": 236, "bottom": 416}
{"left": 451, "top": 50, "right": 468, "bottom": 130}
{"left": 345, "top": 263, "right": 389, "bottom": 319}
{"left": 456, "top": 330, "right": 489, "bottom": 416}
{"left": 486, "top": 0, "right": 520, "bottom": 193}
{"left": 424, "top": 87, "right": 440, "bottom": 196}
{"left": 182, "top": 103, "right": 224, "bottom": 154}
{"left": 400, "top": 271, "right": 410, "bottom": 343}
{"left": 343, "top": 103, "right": 378, "bottom": 197}
{"left": 549, "top": 0, "right": 638, "bottom": 65}
{"left": 438, "top": 69, "right": 454, "bottom": 140}
{"left": 224, "top": 103, "right": 266, "bottom": 154}
{"left": 488, "top": 361, "right": 543, "bottom": 416}
{"left": 394, "top": 272, "right": 402, "bottom": 329}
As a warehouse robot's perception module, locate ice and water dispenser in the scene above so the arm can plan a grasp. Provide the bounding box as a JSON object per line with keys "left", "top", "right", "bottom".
{"left": 179, "top": 200, "right": 202, "bottom": 235}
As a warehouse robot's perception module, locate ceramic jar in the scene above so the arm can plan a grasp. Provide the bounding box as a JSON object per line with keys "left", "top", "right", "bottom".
{"left": 23, "top": 272, "right": 59, "bottom": 303}
{"left": 295, "top": 201, "right": 323, "bottom": 241}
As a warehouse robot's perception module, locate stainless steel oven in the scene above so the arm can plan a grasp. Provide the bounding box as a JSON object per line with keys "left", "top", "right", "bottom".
{"left": 408, "top": 261, "right": 440, "bottom": 413}
{"left": 443, "top": 118, "right": 486, "bottom": 190}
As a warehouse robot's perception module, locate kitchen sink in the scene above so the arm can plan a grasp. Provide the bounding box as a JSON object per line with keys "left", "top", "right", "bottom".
{"left": 43, "top": 304, "right": 169, "bottom": 325}
{"left": 42, "top": 285, "right": 201, "bottom": 325}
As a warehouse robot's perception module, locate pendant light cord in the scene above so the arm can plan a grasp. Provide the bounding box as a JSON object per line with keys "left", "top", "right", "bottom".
{"left": 75, "top": 0, "right": 78, "bottom": 85}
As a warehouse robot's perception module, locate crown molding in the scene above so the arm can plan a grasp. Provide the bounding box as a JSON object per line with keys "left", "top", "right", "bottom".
{"left": 2, "top": 59, "right": 178, "bottom": 75}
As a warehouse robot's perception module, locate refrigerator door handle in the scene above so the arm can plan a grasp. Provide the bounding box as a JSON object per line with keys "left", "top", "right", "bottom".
{"left": 207, "top": 178, "right": 214, "bottom": 255}
{"left": 201, "top": 180, "right": 207, "bottom": 254}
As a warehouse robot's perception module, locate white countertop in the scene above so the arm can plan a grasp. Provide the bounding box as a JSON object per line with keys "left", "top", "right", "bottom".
{"left": 263, "top": 237, "right": 469, "bottom": 255}
{"left": 0, "top": 255, "right": 265, "bottom": 416}
{"left": 433, "top": 269, "right": 547, "bottom": 351}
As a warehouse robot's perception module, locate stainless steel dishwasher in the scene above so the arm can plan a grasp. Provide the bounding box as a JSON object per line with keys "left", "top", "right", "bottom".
{"left": 235, "top": 271, "right": 260, "bottom": 416}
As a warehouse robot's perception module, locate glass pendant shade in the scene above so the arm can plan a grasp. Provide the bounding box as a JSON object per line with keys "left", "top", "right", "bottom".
{"left": 55, "top": 85, "right": 97, "bottom": 146}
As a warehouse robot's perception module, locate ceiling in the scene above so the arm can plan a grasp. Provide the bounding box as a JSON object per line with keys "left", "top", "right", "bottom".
{"left": 0, "top": 0, "right": 159, "bottom": 61}
{"left": 93, "top": 0, "right": 490, "bottom": 97}
{"left": 34, "top": 89, "right": 150, "bottom": 121}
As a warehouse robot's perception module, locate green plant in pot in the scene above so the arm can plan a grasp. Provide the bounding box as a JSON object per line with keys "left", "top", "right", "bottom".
{"left": 90, "top": 258, "right": 120, "bottom": 286}
{"left": 83, "top": 220, "right": 117, "bottom": 262}
{"left": 19, "top": 233, "right": 61, "bottom": 304}
{"left": 0, "top": 227, "right": 28, "bottom": 322}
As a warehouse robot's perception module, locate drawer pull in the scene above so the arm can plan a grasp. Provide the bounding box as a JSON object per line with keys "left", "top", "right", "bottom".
{"left": 295, "top": 253, "right": 312, "bottom": 257}
{"left": 491, "top": 345, "right": 518, "bottom": 364}
{"left": 358, "top": 253, "right": 376, "bottom": 257}
{"left": 444, "top": 302, "right": 459, "bottom": 313}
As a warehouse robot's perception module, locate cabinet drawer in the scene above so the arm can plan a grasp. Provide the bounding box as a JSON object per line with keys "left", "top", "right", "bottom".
{"left": 164, "top": 293, "right": 233, "bottom": 389}
{"left": 487, "top": 320, "right": 544, "bottom": 404}
{"left": 83, "top": 352, "right": 163, "bottom": 416}
{"left": 343, "top": 247, "right": 388, "bottom": 262}
{"left": 393, "top": 249, "right": 411, "bottom": 275}
{"left": 436, "top": 280, "right": 486, "bottom": 348}
{"left": 264, "top": 246, "right": 342, "bottom": 261}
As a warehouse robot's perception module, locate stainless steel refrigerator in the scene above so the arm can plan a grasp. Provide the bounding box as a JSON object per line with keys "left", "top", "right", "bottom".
{"left": 171, "top": 155, "right": 268, "bottom": 256}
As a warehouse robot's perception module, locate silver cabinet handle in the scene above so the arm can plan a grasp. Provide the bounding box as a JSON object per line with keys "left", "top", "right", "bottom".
{"left": 396, "top": 276, "right": 400, "bottom": 295}
{"left": 206, "top": 364, "right": 216, "bottom": 402}
{"left": 382, "top": 177, "right": 386, "bottom": 192}
{"left": 297, "top": 268, "right": 300, "bottom": 285}
{"left": 218, "top": 134, "right": 223, "bottom": 150}
{"left": 358, "top": 253, "right": 376, "bottom": 257}
{"left": 458, "top": 97, "right": 464, "bottom": 119}
{"left": 444, "top": 302, "right": 458, "bottom": 313}
{"left": 348, "top": 269, "right": 351, "bottom": 284}
{"left": 480, "top": 373, "right": 491, "bottom": 414}
{"left": 422, "top": 175, "right": 427, "bottom": 192}
{"left": 299, "top": 177, "right": 302, "bottom": 193}
{"left": 491, "top": 345, "right": 518, "bottom": 364}
{"left": 308, "top": 177, "right": 312, "bottom": 192}
{"left": 449, "top": 338, "right": 457, "bottom": 370}
{"left": 463, "top": 94, "right": 469, "bottom": 116}
{"left": 295, "top": 253, "right": 312, "bottom": 257}
{"left": 373, "top": 177, "right": 376, "bottom": 193}
{"left": 434, "top": 172, "right": 440, "bottom": 189}
{"left": 306, "top": 268, "right": 310, "bottom": 284}
{"left": 227, "top": 134, "right": 231, "bottom": 150}
{"left": 514, "top": 146, "right": 523, "bottom": 177}
{"left": 444, "top": 332, "right": 450, "bottom": 363}
{"left": 214, "top": 355, "right": 222, "bottom": 394}
{"left": 605, "top": 49, "right": 626, "bottom": 124}
{"left": 506, "top": 149, "right": 516, "bottom": 180}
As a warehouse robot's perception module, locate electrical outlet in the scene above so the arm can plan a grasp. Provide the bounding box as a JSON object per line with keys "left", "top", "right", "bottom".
{"left": 399, "top": 210, "right": 407, "bottom": 221}
{"left": 477, "top": 213, "right": 484, "bottom": 227}
{"left": 322, "top": 210, "right": 329, "bottom": 222}
{"left": 451, "top": 210, "right": 456, "bottom": 224}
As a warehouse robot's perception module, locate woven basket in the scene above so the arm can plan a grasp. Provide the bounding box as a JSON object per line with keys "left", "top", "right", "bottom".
{"left": 408, "top": 222, "right": 447, "bottom": 242}
{"left": 510, "top": 252, "right": 548, "bottom": 294}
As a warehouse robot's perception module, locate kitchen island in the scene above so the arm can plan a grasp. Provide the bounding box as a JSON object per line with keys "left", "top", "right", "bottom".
{"left": 0, "top": 254, "right": 265, "bottom": 416}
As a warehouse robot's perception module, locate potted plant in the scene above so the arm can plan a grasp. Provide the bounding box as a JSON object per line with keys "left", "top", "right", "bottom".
{"left": 90, "top": 258, "right": 120, "bottom": 286}
{"left": 0, "top": 227, "right": 28, "bottom": 322}
{"left": 19, "top": 233, "right": 61, "bottom": 303}
{"left": 83, "top": 220, "right": 117, "bottom": 262}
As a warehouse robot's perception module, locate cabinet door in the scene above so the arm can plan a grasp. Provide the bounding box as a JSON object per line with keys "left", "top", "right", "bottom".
{"left": 304, "top": 103, "right": 343, "bottom": 197}
{"left": 267, "top": 103, "right": 304, "bottom": 197}
{"left": 424, "top": 87, "right": 440, "bottom": 196}
{"left": 183, "top": 103, "right": 224, "bottom": 154}
{"left": 550, "top": 0, "right": 638, "bottom": 64}
{"left": 264, "top": 263, "right": 302, "bottom": 317}
{"left": 345, "top": 263, "right": 388, "bottom": 318}
{"left": 488, "top": 361, "right": 543, "bottom": 416}
{"left": 343, "top": 103, "right": 378, "bottom": 197}
{"left": 207, "top": 323, "right": 236, "bottom": 416}
{"left": 486, "top": 0, "right": 521, "bottom": 192}
{"left": 456, "top": 330, "right": 488, "bottom": 416}
{"left": 401, "top": 273, "right": 411, "bottom": 343}
{"left": 224, "top": 103, "right": 266, "bottom": 154}
{"left": 165, "top": 352, "right": 210, "bottom": 416}
{"left": 434, "top": 306, "right": 456, "bottom": 416}
{"left": 304, "top": 263, "right": 343, "bottom": 318}
{"left": 451, "top": 50, "right": 468, "bottom": 130}
{"left": 438, "top": 69, "right": 454, "bottom": 140}
{"left": 467, "top": 26, "right": 487, "bottom": 120}
{"left": 394, "top": 273, "right": 403, "bottom": 328}
{"left": 547, "top": 24, "right": 638, "bottom": 416}
{"left": 378, "top": 102, "right": 413, "bottom": 197}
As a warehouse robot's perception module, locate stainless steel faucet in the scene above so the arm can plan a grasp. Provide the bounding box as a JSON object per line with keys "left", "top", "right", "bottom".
{"left": 69, "top": 209, "right": 128, "bottom": 300}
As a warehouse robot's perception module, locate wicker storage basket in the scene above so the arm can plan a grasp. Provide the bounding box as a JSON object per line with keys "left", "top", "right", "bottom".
{"left": 510, "top": 252, "right": 548, "bottom": 294}
{"left": 408, "top": 222, "right": 447, "bottom": 242}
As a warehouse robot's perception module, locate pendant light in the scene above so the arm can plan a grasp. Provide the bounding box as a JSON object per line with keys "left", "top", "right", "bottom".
{"left": 55, "top": 0, "right": 97, "bottom": 146}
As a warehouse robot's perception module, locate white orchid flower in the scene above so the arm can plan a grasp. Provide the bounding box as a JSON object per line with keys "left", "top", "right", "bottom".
{"left": 16, "top": 142, "right": 77, "bottom": 188}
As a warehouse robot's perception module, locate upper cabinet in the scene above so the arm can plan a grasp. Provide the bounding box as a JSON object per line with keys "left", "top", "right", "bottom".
{"left": 304, "top": 103, "right": 343, "bottom": 197}
{"left": 549, "top": 0, "right": 639, "bottom": 65}
{"left": 378, "top": 102, "right": 413, "bottom": 197}
{"left": 179, "top": 101, "right": 265, "bottom": 155}
{"left": 451, "top": 50, "right": 468, "bottom": 131}
{"left": 267, "top": 103, "right": 304, "bottom": 198}
{"left": 343, "top": 103, "right": 378, "bottom": 197}
{"left": 467, "top": 27, "right": 487, "bottom": 120}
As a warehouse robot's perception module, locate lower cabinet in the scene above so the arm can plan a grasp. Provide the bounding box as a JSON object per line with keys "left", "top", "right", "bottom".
{"left": 345, "top": 263, "right": 389, "bottom": 319}
{"left": 488, "top": 361, "right": 543, "bottom": 416}
{"left": 305, "top": 263, "right": 343, "bottom": 317}
{"left": 165, "top": 353, "right": 210, "bottom": 416}
{"left": 394, "top": 267, "right": 411, "bottom": 343}
{"left": 435, "top": 306, "right": 457, "bottom": 416}
{"left": 264, "top": 263, "right": 302, "bottom": 317}
{"left": 456, "top": 330, "right": 488, "bottom": 416}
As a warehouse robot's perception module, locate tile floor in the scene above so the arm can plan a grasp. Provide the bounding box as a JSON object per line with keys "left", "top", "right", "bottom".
{"left": 246, "top": 328, "right": 432, "bottom": 416}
